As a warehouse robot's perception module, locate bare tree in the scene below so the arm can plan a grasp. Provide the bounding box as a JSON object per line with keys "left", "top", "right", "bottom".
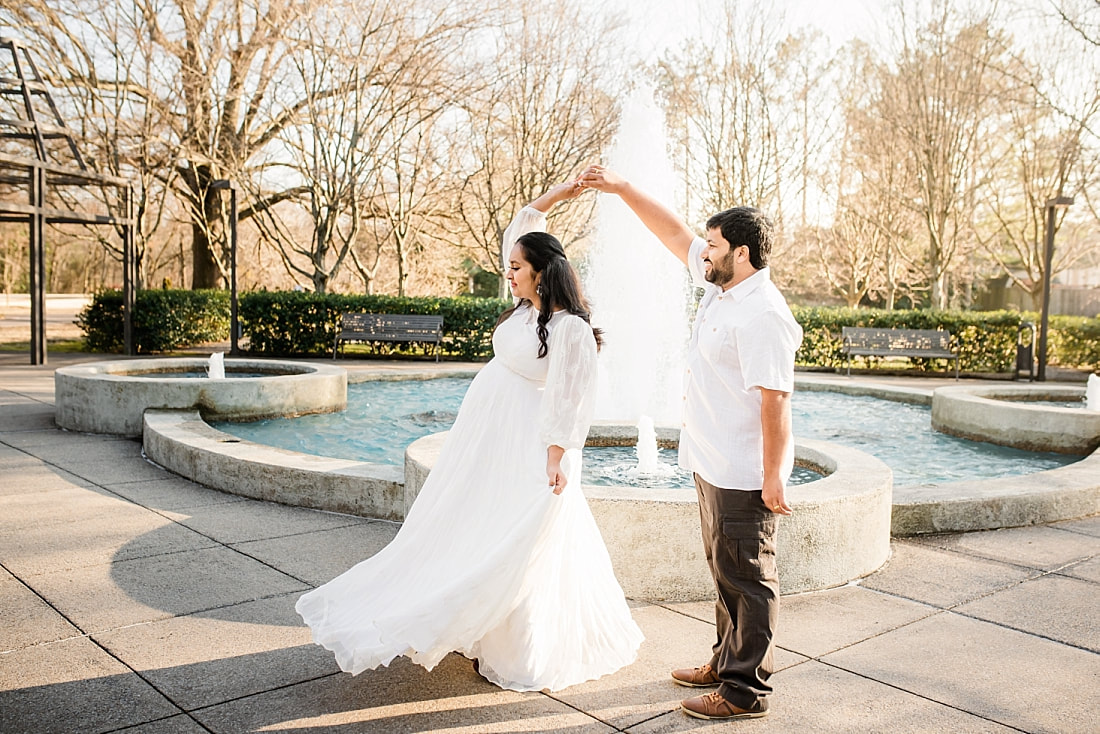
{"left": 822, "top": 41, "right": 924, "bottom": 308}
{"left": 244, "top": 1, "right": 479, "bottom": 294}
{"left": 3, "top": 0, "right": 379, "bottom": 289}
{"left": 973, "top": 5, "right": 1100, "bottom": 308}
{"left": 1048, "top": 0, "right": 1100, "bottom": 46}
{"left": 448, "top": 0, "right": 627, "bottom": 297}
{"left": 874, "top": 1, "right": 1013, "bottom": 308}
{"left": 776, "top": 30, "right": 842, "bottom": 231}
{"left": 656, "top": 1, "right": 836, "bottom": 233}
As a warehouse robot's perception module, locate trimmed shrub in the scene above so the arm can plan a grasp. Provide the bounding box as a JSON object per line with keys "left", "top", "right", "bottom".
{"left": 78, "top": 287, "right": 1098, "bottom": 373}
{"left": 1047, "top": 314, "right": 1100, "bottom": 371}
{"left": 791, "top": 307, "right": 1025, "bottom": 373}
{"left": 239, "top": 290, "right": 510, "bottom": 360}
{"left": 78, "top": 289, "right": 229, "bottom": 353}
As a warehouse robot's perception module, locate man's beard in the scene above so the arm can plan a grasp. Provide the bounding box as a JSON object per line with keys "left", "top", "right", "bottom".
{"left": 704, "top": 251, "right": 737, "bottom": 285}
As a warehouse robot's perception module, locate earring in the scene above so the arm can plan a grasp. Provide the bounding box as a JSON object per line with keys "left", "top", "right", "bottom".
{"left": 536, "top": 284, "right": 543, "bottom": 296}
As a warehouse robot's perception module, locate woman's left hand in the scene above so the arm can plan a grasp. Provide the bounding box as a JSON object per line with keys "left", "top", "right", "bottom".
{"left": 550, "top": 180, "right": 584, "bottom": 202}
{"left": 529, "top": 181, "right": 585, "bottom": 213}
{"left": 547, "top": 445, "right": 567, "bottom": 495}
{"left": 547, "top": 465, "right": 566, "bottom": 495}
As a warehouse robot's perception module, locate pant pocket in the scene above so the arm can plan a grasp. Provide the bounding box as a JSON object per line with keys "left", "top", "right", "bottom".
{"left": 721, "top": 515, "right": 778, "bottom": 581}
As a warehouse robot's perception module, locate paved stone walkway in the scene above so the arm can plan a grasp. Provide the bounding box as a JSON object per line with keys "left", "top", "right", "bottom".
{"left": 1, "top": 355, "right": 1097, "bottom": 733}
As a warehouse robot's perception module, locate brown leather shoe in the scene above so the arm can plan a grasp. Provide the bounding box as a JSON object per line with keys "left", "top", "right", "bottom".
{"left": 681, "top": 691, "right": 768, "bottom": 720}
{"left": 670, "top": 663, "right": 720, "bottom": 687}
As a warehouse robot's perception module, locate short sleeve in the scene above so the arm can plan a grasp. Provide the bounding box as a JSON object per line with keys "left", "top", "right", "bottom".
{"left": 538, "top": 315, "right": 598, "bottom": 450}
{"left": 686, "top": 236, "right": 708, "bottom": 287}
{"left": 736, "top": 307, "right": 802, "bottom": 393}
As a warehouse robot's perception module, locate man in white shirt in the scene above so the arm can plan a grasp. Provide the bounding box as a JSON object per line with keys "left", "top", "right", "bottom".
{"left": 580, "top": 165, "right": 803, "bottom": 721}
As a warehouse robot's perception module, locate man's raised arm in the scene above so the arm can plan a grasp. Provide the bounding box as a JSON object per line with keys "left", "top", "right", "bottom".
{"left": 579, "top": 165, "right": 694, "bottom": 266}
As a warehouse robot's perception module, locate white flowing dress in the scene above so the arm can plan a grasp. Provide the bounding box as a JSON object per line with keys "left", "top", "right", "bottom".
{"left": 295, "top": 304, "right": 644, "bottom": 692}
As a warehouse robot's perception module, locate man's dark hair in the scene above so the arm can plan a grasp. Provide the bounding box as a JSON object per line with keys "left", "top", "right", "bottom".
{"left": 705, "top": 207, "right": 773, "bottom": 270}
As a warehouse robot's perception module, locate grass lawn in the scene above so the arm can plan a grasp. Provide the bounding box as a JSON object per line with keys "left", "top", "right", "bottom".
{"left": 0, "top": 339, "right": 87, "bottom": 353}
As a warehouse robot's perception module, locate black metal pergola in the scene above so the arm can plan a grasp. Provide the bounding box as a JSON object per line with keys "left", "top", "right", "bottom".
{"left": 0, "top": 37, "right": 135, "bottom": 364}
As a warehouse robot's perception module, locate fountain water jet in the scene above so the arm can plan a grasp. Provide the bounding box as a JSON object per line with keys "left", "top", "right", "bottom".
{"left": 585, "top": 87, "right": 691, "bottom": 429}
{"left": 208, "top": 352, "right": 226, "bottom": 379}
{"left": 584, "top": 87, "right": 690, "bottom": 477}
{"left": 627, "top": 415, "right": 677, "bottom": 480}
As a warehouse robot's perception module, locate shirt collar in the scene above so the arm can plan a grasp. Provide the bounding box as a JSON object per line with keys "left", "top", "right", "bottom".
{"left": 717, "top": 267, "right": 771, "bottom": 302}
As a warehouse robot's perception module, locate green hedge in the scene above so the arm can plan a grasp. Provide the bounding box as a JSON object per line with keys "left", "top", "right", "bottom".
{"left": 77, "top": 289, "right": 1099, "bottom": 372}
{"left": 1048, "top": 314, "right": 1100, "bottom": 371}
{"left": 792, "top": 307, "right": 1028, "bottom": 373}
{"left": 77, "top": 289, "right": 229, "bottom": 353}
{"left": 239, "top": 291, "right": 510, "bottom": 360}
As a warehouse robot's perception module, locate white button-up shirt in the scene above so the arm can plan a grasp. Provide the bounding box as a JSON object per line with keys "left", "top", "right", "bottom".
{"left": 678, "top": 237, "right": 803, "bottom": 490}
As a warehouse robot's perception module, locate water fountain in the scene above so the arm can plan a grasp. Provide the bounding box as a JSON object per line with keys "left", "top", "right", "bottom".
{"left": 1088, "top": 373, "right": 1099, "bottom": 411}
{"left": 583, "top": 86, "right": 690, "bottom": 480}
{"left": 55, "top": 358, "right": 346, "bottom": 436}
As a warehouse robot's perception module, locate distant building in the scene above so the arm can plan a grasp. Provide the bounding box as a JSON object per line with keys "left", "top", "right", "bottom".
{"left": 978, "top": 266, "right": 1100, "bottom": 317}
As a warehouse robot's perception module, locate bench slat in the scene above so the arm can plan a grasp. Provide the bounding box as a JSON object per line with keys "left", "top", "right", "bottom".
{"left": 334, "top": 313, "right": 444, "bottom": 361}
{"left": 840, "top": 327, "right": 958, "bottom": 378}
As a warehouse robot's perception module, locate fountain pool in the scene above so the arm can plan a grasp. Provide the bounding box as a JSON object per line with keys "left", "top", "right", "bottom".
{"left": 211, "top": 377, "right": 1080, "bottom": 487}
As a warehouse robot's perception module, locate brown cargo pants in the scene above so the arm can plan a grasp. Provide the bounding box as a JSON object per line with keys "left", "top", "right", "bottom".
{"left": 694, "top": 473, "right": 780, "bottom": 710}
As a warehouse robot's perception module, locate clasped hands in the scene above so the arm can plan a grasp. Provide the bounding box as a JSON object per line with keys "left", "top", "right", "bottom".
{"left": 574, "top": 164, "right": 625, "bottom": 193}
{"left": 544, "top": 165, "right": 625, "bottom": 203}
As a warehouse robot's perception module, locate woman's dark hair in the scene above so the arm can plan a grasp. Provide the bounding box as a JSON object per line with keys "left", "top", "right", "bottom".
{"left": 494, "top": 231, "right": 603, "bottom": 358}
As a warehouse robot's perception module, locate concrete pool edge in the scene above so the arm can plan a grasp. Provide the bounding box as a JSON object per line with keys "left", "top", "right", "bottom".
{"left": 794, "top": 376, "right": 933, "bottom": 405}
{"left": 143, "top": 409, "right": 405, "bottom": 522}
{"left": 56, "top": 358, "right": 347, "bottom": 437}
{"left": 797, "top": 376, "right": 1099, "bottom": 534}
{"left": 931, "top": 383, "right": 1098, "bottom": 454}
{"left": 405, "top": 431, "right": 893, "bottom": 599}
{"left": 141, "top": 408, "right": 894, "bottom": 598}
{"left": 891, "top": 452, "right": 1100, "bottom": 535}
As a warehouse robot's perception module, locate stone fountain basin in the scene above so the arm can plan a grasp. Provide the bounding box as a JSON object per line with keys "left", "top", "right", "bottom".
{"left": 121, "top": 373, "right": 1100, "bottom": 599}
{"left": 138, "top": 386, "right": 1100, "bottom": 599}
{"left": 932, "top": 384, "right": 1098, "bottom": 454}
{"left": 55, "top": 358, "right": 346, "bottom": 437}
{"left": 405, "top": 425, "right": 893, "bottom": 599}
{"left": 141, "top": 409, "right": 891, "bottom": 599}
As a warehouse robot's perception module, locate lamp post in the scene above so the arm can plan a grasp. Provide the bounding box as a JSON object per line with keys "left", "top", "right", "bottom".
{"left": 1037, "top": 195, "right": 1074, "bottom": 382}
{"left": 211, "top": 179, "right": 239, "bottom": 356}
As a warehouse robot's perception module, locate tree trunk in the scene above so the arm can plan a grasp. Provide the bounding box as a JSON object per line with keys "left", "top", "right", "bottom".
{"left": 189, "top": 169, "right": 225, "bottom": 290}
{"left": 190, "top": 220, "right": 222, "bottom": 289}
{"left": 930, "top": 271, "right": 946, "bottom": 309}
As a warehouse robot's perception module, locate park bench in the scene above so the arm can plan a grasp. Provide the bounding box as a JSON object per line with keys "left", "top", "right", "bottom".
{"left": 841, "top": 326, "right": 959, "bottom": 379}
{"left": 333, "top": 313, "right": 443, "bottom": 361}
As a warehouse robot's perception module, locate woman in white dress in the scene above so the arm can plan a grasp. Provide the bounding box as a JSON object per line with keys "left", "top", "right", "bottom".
{"left": 296, "top": 181, "right": 644, "bottom": 692}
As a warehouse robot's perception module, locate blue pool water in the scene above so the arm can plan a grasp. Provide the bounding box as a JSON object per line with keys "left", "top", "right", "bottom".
{"left": 212, "top": 378, "right": 1079, "bottom": 488}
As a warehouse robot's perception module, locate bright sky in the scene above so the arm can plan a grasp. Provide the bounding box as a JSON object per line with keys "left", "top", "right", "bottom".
{"left": 608, "top": 0, "right": 886, "bottom": 59}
